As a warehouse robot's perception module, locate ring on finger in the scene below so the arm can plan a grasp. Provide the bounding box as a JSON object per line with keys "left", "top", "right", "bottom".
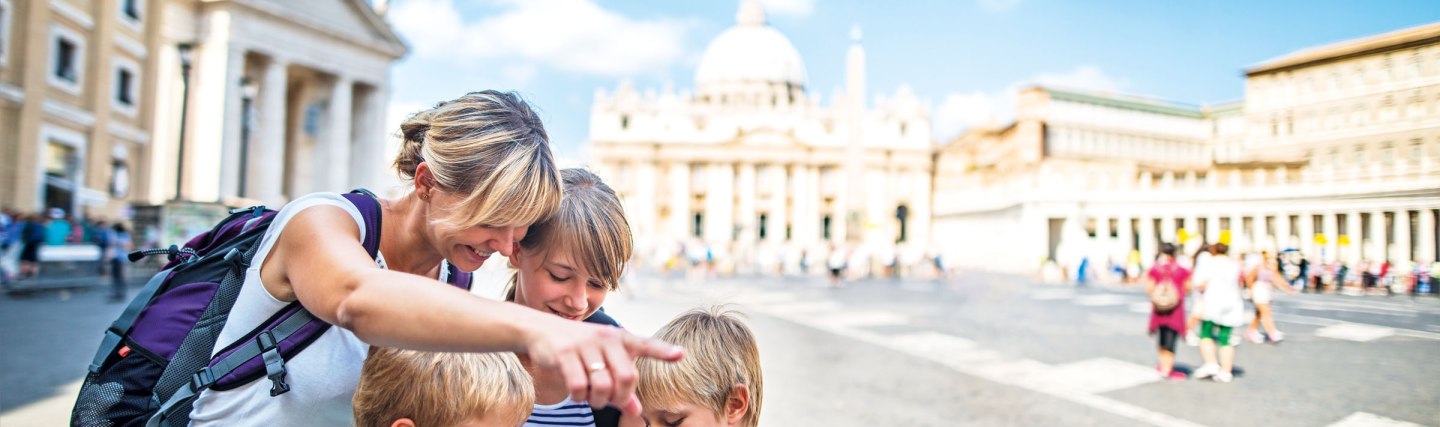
{"left": 588, "top": 361, "right": 606, "bottom": 373}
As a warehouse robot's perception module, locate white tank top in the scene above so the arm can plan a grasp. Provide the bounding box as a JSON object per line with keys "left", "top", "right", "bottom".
{"left": 189, "top": 193, "right": 377, "bottom": 426}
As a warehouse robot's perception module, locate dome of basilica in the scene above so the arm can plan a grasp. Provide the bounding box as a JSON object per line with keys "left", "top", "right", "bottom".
{"left": 694, "top": 0, "right": 807, "bottom": 91}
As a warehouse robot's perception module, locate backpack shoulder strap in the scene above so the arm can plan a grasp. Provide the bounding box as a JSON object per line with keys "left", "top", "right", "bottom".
{"left": 340, "top": 189, "right": 382, "bottom": 258}
{"left": 149, "top": 191, "right": 385, "bottom": 427}
{"left": 445, "top": 260, "right": 473, "bottom": 291}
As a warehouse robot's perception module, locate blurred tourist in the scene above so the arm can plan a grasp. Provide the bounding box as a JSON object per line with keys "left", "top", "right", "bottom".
{"left": 1244, "top": 250, "right": 1296, "bottom": 343}
{"left": 1192, "top": 243, "right": 1244, "bottom": 383}
{"left": 1146, "top": 243, "right": 1190, "bottom": 381}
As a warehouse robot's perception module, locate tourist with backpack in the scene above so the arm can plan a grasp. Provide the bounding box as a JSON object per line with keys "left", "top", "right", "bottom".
{"left": 1146, "top": 243, "right": 1190, "bottom": 381}
{"left": 71, "top": 91, "right": 682, "bottom": 427}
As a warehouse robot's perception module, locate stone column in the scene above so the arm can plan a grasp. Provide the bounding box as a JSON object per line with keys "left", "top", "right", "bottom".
{"left": 1138, "top": 215, "right": 1156, "bottom": 268}
{"left": 348, "top": 83, "right": 389, "bottom": 192}
{"left": 1417, "top": 209, "right": 1436, "bottom": 263}
{"left": 1365, "top": 210, "right": 1384, "bottom": 263}
{"left": 631, "top": 161, "right": 658, "bottom": 244}
{"left": 668, "top": 163, "right": 691, "bottom": 240}
{"left": 1321, "top": 212, "right": 1339, "bottom": 263}
{"left": 1229, "top": 213, "right": 1245, "bottom": 250}
{"left": 1297, "top": 212, "right": 1315, "bottom": 257}
{"left": 736, "top": 163, "right": 757, "bottom": 243}
{"left": 1116, "top": 215, "right": 1135, "bottom": 257}
{"left": 1342, "top": 209, "right": 1365, "bottom": 263}
{"left": 255, "top": 57, "right": 289, "bottom": 206}
{"left": 1254, "top": 213, "right": 1270, "bottom": 251}
{"left": 767, "top": 165, "right": 788, "bottom": 243}
{"left": 794, "top": 166, "right": 816, "bottom": 244}
{"left": 1182, "top": 215, "right": 1198, "bottom": 245}
{"left": 1159, "top": 215, "right": 1177, "bottom": 245}
{"left": 704, "top": 163, "right": 734, "bottom": 242}
{"left": 215, "top": 49, "right": 248, "bottom": 201}
{"left": 1394, "top": 210, "right": 1412, "bottom": 262}
{"left": 190, "top": 17, "right": 243, "bottom": 202}
{"left": 319, "top": 76, "right": 353, "bottom": 193}
{"left": 1206, "top": 213, "right": 1222, "bottom": 245}
{"left": 1095, "top": 214, "right": 1111, "bottom": 260}
{"left": 1275, "top": 213, "right": 1292, "bottom": 251}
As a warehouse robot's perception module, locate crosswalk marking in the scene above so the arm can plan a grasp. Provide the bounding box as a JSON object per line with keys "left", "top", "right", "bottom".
{"left": 1031, "top": 289, "right": 1076, "bottom": 300}
{"left": 1074, "top": 294, "right": 1134, "bottom": 306}
{"left": 1326, "top": 412, "right": 1426, "bottom": 427}
{"left": 1314, "top": 324, "right": 1396, "bottom": 342}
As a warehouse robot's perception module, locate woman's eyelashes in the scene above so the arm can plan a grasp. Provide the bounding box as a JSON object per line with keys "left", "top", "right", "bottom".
{"left": 548, "top": 271, "right": 569, "bottom": 282}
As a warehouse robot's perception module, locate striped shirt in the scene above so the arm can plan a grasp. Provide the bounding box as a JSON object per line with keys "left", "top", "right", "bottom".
{"left": 523, "top": 397, "right": 595, "bottom": 427}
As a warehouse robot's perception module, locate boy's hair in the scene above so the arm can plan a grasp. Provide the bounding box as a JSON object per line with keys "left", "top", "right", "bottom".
{"left": 505, "top": 168, "right": 633, "bottom": 301}
{"left": 353, "top": 348, "right": 534, "bottom": 427}
{"left": 637, "top": 307, "right": 763, "bottom": 427}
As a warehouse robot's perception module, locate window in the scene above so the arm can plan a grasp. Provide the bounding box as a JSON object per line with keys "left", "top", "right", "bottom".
{"left": 822, "top": 215, "right": 833, "bottom": 240}
{"left": 48, "top": 26, "right": 86, "bottom": 94}
{"left": 758, "top": 214, "right": 768, "bottom": 239}
{"left": 56, "top": 40, "right": 78, "bottom": 81}
{"left": 0, "top": 0, "right": 11, "bottom": 66}
{"left": 116, "top": 68, "right": 133, "bottom": 104}
{"left": 112, "top": 56, "right": 141, "bottom": 115}
{"left": 692, "top": 213, "right": 704, "bottom": 238}
{"left": 121, "top": 0, "right": 141, "bottom": 21}
{"left": 620, "top": 114, "right": 629, "bottom": 130}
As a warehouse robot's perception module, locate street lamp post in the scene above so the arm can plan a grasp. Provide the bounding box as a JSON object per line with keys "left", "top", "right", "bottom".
{"left": 174, "top": 43, "right": 194, "bottom": 201}
{"left": 239, "top": 77, "right": 258, "bottom": 198}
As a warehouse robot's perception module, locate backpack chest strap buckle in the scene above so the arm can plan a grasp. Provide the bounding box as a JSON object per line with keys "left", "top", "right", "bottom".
{"left": 256, "top": 331, "right": 290, "bottom": 396}
{"left": 190, "top": 367, "right": 216, "bottom": 392}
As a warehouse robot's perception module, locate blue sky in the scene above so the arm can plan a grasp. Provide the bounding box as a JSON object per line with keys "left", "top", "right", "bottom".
{"left": 383, "top": 0, "right": 1439, "bottom": 163}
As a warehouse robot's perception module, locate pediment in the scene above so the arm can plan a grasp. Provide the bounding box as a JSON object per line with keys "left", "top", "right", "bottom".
{"left": 248, "top": 0, "right": 408, "bottom": 58}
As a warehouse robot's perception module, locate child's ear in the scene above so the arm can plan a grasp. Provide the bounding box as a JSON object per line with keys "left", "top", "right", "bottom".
{"left": 724, "top": 383, "right": 751, "bottom": 425}
{"left": 390, "top": 418, "right": 416, "bottom": 427}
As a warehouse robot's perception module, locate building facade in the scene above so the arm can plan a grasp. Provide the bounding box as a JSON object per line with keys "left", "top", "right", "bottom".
{"left": 1, "top": 0, "right": 157, "bottom": 220}
{"left": 0, "top": 0, "right": 405, "bottom": 226}
{"left": 589, "top": 0, "right": 933, "bottom": 273}
{"left": 933, "top": 22, "right": 1440, "bottom": 275}
{"left": 148, "top": 0, "right": 405, "bottom": 208}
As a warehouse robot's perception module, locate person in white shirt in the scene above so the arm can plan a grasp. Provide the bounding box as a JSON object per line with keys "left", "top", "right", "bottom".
{"left": 1191, "top": 243, "right": 1245, "bottom": 383}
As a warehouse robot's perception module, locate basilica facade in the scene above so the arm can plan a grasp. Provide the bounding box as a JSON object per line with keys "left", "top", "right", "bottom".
{"left": 588, "top": 0, "right": 933, "bottom": 273}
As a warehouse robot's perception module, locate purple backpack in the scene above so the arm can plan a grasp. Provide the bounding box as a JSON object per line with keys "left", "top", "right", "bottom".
{"left": 71, "top": 190, "right": 472, "bottom": 427}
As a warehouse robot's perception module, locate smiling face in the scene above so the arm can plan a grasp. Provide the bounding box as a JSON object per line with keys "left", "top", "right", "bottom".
{"left": 425, "top": 189, "right": 528, "bottom": 272}
{"left": 511, "top": 246, "right": 610, "bottom": 321}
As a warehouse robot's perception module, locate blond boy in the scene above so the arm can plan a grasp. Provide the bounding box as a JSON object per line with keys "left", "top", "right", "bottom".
{"left": 353, "top": 347, "right": 534, "bottom": 427}
{"left": 637, "top": 307, "right": 763, "bottom": 427}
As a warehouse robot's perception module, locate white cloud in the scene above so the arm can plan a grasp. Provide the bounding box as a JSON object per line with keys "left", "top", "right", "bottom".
{"left": 977, "top": 0, "right": 1021, "bottom": 13}
{"left": 388, "top": 0, "right": 692, "bottom": 77}
{"left": 759, "top": 0, "right": 815, "bottom": 17}
{"left": 931, "top": 65, "right": 1129, "bottom": 140}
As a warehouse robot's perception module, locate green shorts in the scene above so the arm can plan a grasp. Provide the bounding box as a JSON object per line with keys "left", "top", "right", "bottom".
{"left": 1199, "top": 320, "right": 1241, "bottom": 347}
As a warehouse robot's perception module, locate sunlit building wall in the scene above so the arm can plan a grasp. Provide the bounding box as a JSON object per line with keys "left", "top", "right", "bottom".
{"left": 933, "top": 22, "right": 1440, "bottom": 274}
{"left": 0, "top": 0, "right": 157, "bottom": 219}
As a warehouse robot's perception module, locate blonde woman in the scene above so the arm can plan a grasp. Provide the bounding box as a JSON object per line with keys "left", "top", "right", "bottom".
{"left": 187, "top": 91, "right": 681, "bottom": 426}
